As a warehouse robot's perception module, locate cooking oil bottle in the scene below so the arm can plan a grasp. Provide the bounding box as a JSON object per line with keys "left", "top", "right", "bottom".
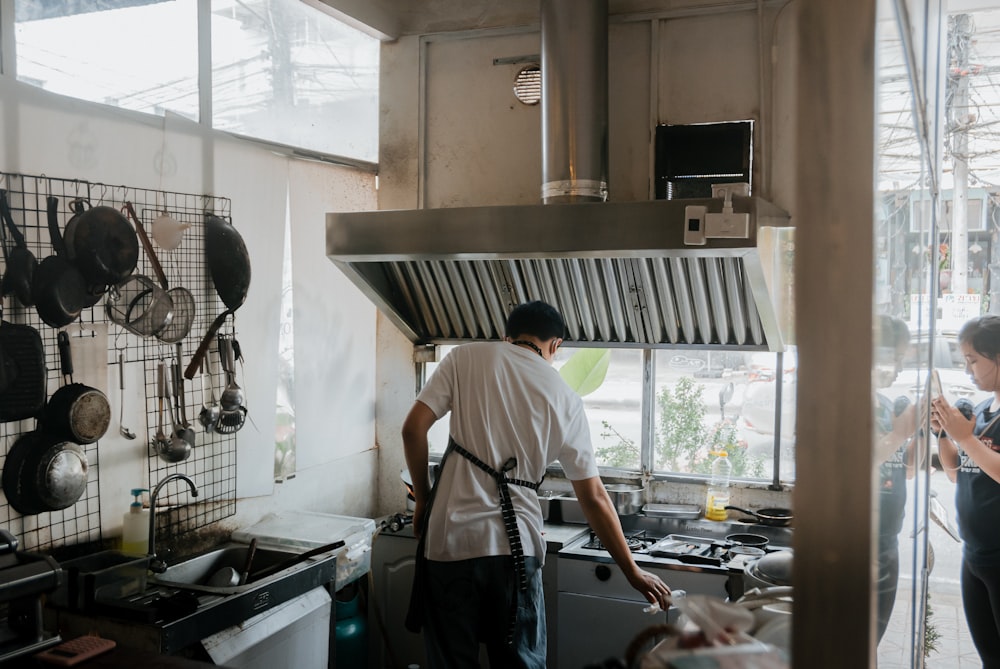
{"left": 704, "top": 451, "right": 731, "bottom": 521}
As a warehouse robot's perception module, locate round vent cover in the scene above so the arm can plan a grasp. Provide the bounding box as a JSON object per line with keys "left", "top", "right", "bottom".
{"left": 513, "top": 64, "right": 541, "bottom": 105}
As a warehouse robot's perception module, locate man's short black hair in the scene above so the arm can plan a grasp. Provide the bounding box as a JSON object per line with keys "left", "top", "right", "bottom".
{"left": 505, "top": 301, "right": 566, "bottom": 340}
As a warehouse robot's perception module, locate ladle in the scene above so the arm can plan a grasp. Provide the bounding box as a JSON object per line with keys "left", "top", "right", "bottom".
{"left": 198, "top": 353, "right": 221, "bottom": 431}
{"left": 118, "top": 351, "right": 135, "bottom": 440}
{"left": 173, "top": 346, "right": 197, "bottom": 447}
{"left": 159, "top": 362, "right": 192, "bottom": 462}
{"left": 151, "top": 361, "right": 172, "bottom": 459}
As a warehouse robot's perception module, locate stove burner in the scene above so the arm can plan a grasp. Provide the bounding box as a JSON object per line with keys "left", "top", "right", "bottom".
{"left": 581, "top": 529, "right": 651, "bottom": 552}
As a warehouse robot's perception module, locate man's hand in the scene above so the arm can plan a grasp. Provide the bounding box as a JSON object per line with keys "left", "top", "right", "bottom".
{"left": 625, "top": 567, "right": 673, "bottom": 611}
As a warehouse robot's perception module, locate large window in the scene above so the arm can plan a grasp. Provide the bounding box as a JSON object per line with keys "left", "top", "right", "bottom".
{"left": 11, "top": 0, "right": 379, "bottom": 162}
{"left": 424, "top": 345, "right": 795, "bottom": 483}
{"left": 211, "top": 0, "right": 378, "bottom": 161}
{"left": 14, "top": 0, "right": 200, "bottom": 120}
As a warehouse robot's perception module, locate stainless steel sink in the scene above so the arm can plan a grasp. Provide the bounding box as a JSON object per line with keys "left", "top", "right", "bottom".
{"left": 149, "top": 542, "right": 332, "bottom": 594}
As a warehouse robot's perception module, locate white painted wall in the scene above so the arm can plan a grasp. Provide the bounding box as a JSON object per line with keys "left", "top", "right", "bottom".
{"left": 0, "top": 74, "right": 380, "bottom": 544}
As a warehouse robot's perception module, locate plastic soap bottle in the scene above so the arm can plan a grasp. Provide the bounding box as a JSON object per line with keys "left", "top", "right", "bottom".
{"left": 122, "top": 488, "right": 150, "bottom": 556}
{"left": 704, "top": 451, "right": 731, "bottom": 521}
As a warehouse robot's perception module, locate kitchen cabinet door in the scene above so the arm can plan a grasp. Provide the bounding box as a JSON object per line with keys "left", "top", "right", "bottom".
{"left": 557, "top": 592, "right": 670, "bottom": 669}
{"left": 368, "top": 533, "right": 426, "bottom": 669}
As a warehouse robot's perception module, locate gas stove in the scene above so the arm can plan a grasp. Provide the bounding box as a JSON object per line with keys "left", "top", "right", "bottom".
{"left": 560, "top": 527, "right": 773, "bottom": 572}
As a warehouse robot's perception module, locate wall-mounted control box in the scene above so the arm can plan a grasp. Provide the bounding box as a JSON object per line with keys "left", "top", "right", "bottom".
{"left": 683, "top": 205, "right": 707, "bottom": 245}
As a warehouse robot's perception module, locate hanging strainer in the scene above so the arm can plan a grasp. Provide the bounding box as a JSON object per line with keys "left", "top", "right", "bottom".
{"left": 123, "top": 202, "right": 195, "bottom": 344}
{"left": 105, "top": 274, "right": 174, "bottom": 338}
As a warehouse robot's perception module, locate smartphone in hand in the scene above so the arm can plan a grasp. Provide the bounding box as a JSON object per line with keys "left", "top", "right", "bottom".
{"left": 929, "top": 369, "right": 944, "bottom": 401}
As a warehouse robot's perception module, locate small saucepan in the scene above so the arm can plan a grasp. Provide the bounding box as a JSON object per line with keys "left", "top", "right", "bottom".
{"left": 725, "top": 505, "right": 794, "bottom": 527}
{"left": 41, "top": 331, "right": 111, "bottom": 445}
{"left": 726, "top": 532, "right": 770, "bottom": 548}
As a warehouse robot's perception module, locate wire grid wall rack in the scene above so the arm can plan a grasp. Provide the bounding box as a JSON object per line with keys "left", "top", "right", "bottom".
{"left": 0, "top": 172, "right": 239, "bottom": 552}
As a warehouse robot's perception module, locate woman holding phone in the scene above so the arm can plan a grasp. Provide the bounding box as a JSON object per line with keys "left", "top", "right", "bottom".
{"left": 932, "top": 314, "right": 1000, "bottom": 668}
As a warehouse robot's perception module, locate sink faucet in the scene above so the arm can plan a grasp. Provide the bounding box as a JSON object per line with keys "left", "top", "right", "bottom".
{"left": 147, "top": 473, "right": 199, "bottom": 573}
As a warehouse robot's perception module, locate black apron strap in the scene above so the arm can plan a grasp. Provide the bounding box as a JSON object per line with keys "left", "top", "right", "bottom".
{"left": 448, "top": 437, "right": 544, "bottom": 646}
{"left": 404, "top": 443, "right": 456, "bottom": 634}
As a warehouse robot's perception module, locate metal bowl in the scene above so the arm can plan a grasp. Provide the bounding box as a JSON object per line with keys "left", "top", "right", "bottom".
{"left": 605, "top": 483, "right": 645, "bottom": 515}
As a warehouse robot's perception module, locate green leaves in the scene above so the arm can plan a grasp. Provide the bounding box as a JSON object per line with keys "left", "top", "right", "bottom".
{"left": 559, "top": 348, "right": 611, "bottom": 397}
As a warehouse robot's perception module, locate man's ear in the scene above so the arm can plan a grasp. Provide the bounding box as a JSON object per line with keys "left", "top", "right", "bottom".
{"left": 549, "top": 338, "right": 562, "bottom": 357}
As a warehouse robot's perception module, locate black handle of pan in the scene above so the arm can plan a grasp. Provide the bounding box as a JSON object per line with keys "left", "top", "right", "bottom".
{"left": 0, "top": 190, "right": 27, "bottom": 249}
{"left": 723, "top": 505, "right": 759, "bottom": 519}
{"left": 46, "top": 196, "right": 69, "bottom": 258}
{"left": 123, "top": 201, "right": 170, "bottom": 291}
{"left": 184, "top": 310, "right": 231, "bottom": 380}
{"left": 247, "top": 539, "right": 345, "bottom": 583}
{"left": 57, "top": 331, "right": 73, "bottom": 382}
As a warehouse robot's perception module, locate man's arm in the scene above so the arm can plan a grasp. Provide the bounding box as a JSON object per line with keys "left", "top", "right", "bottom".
{"left": 571, "top": 476, "right": 672, "bottom": 610}
{"left": 401, "top": 401, "right": 438, "bottom": 538}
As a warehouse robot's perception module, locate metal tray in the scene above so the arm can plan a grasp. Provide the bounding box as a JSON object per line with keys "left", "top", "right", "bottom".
{"left": 642, "top": 503, "right": 702, "bottom": 519}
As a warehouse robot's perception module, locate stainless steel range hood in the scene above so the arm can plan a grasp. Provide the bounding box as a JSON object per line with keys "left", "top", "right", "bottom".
{"left": 327, "top": 199, "right": 793, "bottom": 350}
{"left": 326, "top": 0, "right": 793, "bottom": 351}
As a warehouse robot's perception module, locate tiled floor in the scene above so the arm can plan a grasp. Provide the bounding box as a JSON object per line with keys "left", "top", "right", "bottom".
{"left": 878, "top": 589, "right": 980, "bottom": 668}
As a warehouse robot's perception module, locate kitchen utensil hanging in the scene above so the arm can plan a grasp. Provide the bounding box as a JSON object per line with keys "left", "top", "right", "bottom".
{"left": 0, "top": 307, "right": 48, "bottom": 422}
{"left": 64, "top": 198, "right": 139, "bottom": 305}
{"left": 123, "top": 202, "right": 194, "bottom": 343}
{"left": 184, "top": 213, "right": 251, "bottom": 379}
{"left": 151, "top": 210, "right": 191, "bottom": 251}
{"left": 41, "top": 331, "right": 111, "bottom": 445}
{"left": 32, "top": 196, "right": 88, "bottom": 328}
{"left": 117, "top": 351, "right": 135, "bottom": 439}
{"left": 197, "top": 353, "right": 221, "bottom": 432}
{"left": 0, "top": 189, "right": 37, "bottom": 307}
{"left": 173, "top": 345, "right": 196, "bottom": 447}
{"left": 2, "top": 428, "right": 89, "bottom": 515}
{"left": 215, "top": 336, "right": 246, "bottom": 434}
{"left": 153, "top": 359, "right": 190, "bottom": 463}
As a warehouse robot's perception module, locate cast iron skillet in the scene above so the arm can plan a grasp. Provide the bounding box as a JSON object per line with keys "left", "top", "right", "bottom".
{"left": 184, "top": 213, "right": 251, "bottom": 379}
{"left": 0, "top": 189, "right": 37, "bottom": 307}
{"left": 725, "top": 505, "right": 794, "bottom": 527}
{"left": 32, "top": 196, "right": 87, "bottom": 329}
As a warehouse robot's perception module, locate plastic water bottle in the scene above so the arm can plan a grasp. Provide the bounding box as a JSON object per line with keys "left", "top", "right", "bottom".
{"left": 704, "top": 450, "right": 732, "bottom": 521}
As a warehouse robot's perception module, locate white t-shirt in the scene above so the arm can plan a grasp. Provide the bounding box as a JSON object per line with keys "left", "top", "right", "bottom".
{"left": 416, "top": 342, "right": 598, "bottom": 563}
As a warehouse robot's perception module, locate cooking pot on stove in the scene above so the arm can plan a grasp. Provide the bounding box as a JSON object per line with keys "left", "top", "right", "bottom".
{"left": 745, "top": 549, "right": 793, "bottom": 590}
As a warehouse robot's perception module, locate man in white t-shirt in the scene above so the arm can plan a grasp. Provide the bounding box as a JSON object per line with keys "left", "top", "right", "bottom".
{"left": 402, "top": 300, "right": 672, "bottom": 669}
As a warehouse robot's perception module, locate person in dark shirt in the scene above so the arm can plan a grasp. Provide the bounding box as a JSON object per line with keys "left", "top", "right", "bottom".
{"left": 933, "top": 314, "right": 1000, "bottom": 668}
{"left": 873, "top": 315, "right": 918, "bottom": 644}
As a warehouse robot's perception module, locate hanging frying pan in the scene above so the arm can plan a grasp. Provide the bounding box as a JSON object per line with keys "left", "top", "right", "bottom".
{"left": 2, "top": 424, "right": 88, "bottom": 515}
{"left": 68, "top": 200, "right": 139, "bottom": 294}
{"left": 0, "top": 189, "right": 38, "bottom": 307}
{"left": 0, "top": 313, "right": 47, "bottom": 422}
{"left": 62, "top": 200, "right": 102, "bottom": 308}
{"left": 184, "top": 213, "right": 251, "bottom": 379}
{"left": 32, "top": 196, "right": 87, "bottom": 328}
{"left": 122, "top": 202, "right": 194, "bottom": 344}
{"left": 41, "top": 331, "right": 110, "bottom": 445}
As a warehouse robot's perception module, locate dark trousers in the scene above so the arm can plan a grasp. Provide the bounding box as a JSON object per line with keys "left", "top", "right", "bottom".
{"left": 962, "top": 558, "right": 1000, "bottom": 668}
{"left": 875, "top": 542, "right": 900, "bottom": 643}
{"left": 422, "top": 555, "right": 545, "bottom": 669}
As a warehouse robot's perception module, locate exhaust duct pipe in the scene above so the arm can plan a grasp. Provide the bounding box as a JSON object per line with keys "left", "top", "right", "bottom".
{"left": 541, "top": 0, "right": 608, "bottom": 203}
